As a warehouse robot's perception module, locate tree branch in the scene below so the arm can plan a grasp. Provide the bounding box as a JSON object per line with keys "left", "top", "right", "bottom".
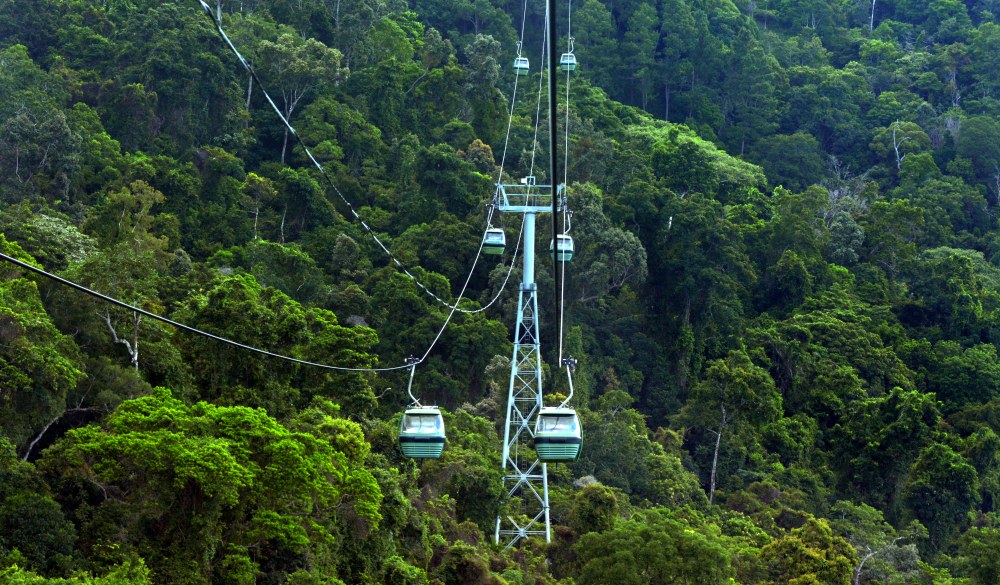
{"left": 103, "top": 309, "right": 138, "bottom": 367}
{"left": 22, "top": 407, "right": 102, "bottom": 461}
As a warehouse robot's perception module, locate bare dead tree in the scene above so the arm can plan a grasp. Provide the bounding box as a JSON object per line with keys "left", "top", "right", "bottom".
{"left": 102, "top": 308, "right": 141, "bottom": 369}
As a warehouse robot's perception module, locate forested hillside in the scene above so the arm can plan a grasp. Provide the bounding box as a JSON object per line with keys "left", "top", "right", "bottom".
{"left": 2, "top": 0, "right": 1000, "bottom": 582}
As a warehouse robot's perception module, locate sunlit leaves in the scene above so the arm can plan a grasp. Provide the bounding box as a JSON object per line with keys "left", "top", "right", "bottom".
{"left": 40, "top": 388, "right": 381, "bottom": 583}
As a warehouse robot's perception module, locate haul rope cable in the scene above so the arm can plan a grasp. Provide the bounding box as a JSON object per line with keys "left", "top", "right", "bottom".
{"left": 0, "top": 247, "right": 475, "bottom": 372}
{"left": 467, "top": 0, "right": 550, "bottom": 317}
{"left": 556, "top": 0, "right": 577, "bottom": 405}
{"left": 546, "top": 0, "right": 565, "bottom": 360}
{"left": 557, "top": 0, "right": 573, "bottom": 365}
{"left": 184, "top": 0, "right": 544, "bottom": 373}
{"left": 197, "top": 0, "right": 505, "bottom": 315}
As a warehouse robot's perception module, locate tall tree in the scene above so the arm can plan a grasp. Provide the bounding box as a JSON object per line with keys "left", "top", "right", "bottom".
{"left": 870, "top": 121, "right": 931, "bottom": 171}
{"left": 679, "top": 348, "right": 781, "bottom": 503}
{"left": 73, "top": 181, "right": 172, "bottom": 371}
{"left": 256, "top": 32, "right": 344, "bottom": 163}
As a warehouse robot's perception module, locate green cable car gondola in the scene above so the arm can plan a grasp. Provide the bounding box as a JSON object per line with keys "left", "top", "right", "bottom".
{"left": 398, "top": 362, "right": 446, "bottom": 459}
{"left": 559, "top": 53, "right": 577, "bottom": 72}
{"left": 398, "top": 407, "right": 446, "bottom": 458}
{"left": 534, "top": 406, "right": 581, "bottom": 461}
{"left": 513, "top": 56, "right": 530, "bottom": 76}
{"left": 483, "top": 227, "right": 506, "bottom": 255}
{"left": 550, "top": 234, "right": 574, "bottom": 262}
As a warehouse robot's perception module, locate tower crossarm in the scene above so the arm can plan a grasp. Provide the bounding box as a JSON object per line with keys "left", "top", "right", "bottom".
{"left": 496, "top": 183, "right": 566, "bottom": 214}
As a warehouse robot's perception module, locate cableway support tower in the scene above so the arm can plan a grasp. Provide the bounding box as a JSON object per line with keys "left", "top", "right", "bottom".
{"left": 495, "top": 183, "right": 566, "bottom": 548}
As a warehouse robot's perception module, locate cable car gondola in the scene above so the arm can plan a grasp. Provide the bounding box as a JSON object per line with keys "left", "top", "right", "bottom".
{"left": 483, "top": 228, "right": 506, "bottom": 255}
{"left": 399, "top": 407, "right": 446, "bottom": 458}
{"left": 398, "top": 361, "right": 446, "bottom": 459}
{"left": 534, "top": 406, "right": 581, "bottom": 461}
{"left": 550, "top": 234, "right": 574, "bottom": 262}
{"left": 513, "top": 56, "right": 530, "bottom": 76}
{"left": 559, "top": 53, "right": 577, "bottom": 72}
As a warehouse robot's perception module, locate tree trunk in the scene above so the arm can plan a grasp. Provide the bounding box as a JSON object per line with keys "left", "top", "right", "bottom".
{"left": 280, "top": 204, "right": 287, "bottom": 243}
{"left": 891, "top": 122, "right": 908, "bottom": 170}
{"left": 281, "top": 127, "right": 289, "bottom": 164}
{"left": 709, "top": 404, "right": 726, "bottom": 504}
{"left": 130, "top": 312, "right": 141, "bottom": 370}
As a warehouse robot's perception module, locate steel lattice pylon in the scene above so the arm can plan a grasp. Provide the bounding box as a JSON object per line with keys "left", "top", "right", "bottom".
{"left": 494, "top": 184, "right": 563, "bottom": 548}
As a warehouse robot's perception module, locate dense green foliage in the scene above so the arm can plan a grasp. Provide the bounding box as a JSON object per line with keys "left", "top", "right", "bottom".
{"left": 4, "top": 0, "right": 1000, "bottom": 582}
